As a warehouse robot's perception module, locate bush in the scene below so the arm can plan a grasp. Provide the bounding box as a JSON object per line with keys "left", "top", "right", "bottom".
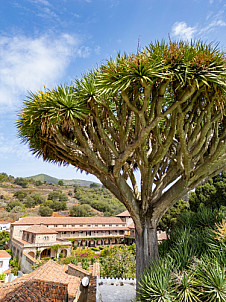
{"left": 82, "top": 259, "right": 89, "bottom": 270}
{"left": 71, "top": 258, "right": 78, "bottom": 265}
{"left": 13, "top": 191, "right": 27, "bottom": 201}
{"left": 100, "top": 245, "right": 136, "bottom": 278}
{"left": 137, "top": 259, "right": 175, "bottom": 302}
{"left": 6, "top": 200, "right": 23, "bottom": 212}
{"left": 50, "top": 200, "right": 67, "bottom": 211}
{"left": 70, "top": 204, "right": 92, "bottom": 217}
{"left": 38, "top": 206, "right": 53, "bottom": 217}
{"left": 137, "top": 209, "right": 226, "bottom": 302}
{"left": 14, "top": 177, "right": 28, "bottom": 188}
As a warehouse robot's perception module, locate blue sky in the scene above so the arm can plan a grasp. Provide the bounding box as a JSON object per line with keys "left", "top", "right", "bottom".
{"left": 0, "top": 0, "right": 225, "bottom": 182}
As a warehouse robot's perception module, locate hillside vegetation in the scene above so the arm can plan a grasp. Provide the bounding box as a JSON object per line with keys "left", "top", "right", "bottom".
{"left": 26, "top": 173, "right": 101, "bottom": 186}
{"left": 0, "top": 172, "right": 125, "bottom": 220}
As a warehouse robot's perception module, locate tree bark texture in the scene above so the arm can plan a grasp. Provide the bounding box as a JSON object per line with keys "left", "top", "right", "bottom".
{"left": 135, "top": 219, "right": 159, "bottom": 282}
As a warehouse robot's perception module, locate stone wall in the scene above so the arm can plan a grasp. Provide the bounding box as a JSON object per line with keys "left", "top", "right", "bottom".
{"left": 67, "top": 262, "right": 100, "bottom": 302}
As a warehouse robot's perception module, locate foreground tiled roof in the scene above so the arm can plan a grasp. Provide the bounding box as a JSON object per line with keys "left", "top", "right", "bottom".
{"left": 13, "top": 216, "right": 125, "bottom": 225}
{"left": 0, "top": 250, "right": 11, "bottom": 258}
{"left": 25, "top": 225, "right": 58, "bottom": 234}
{"left": 0, "top": 260, "right": 81, "bottom": 301}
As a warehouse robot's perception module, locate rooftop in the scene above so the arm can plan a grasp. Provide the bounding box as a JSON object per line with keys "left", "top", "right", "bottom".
{"left": 13, "top": 216, "right": 125, "bottom": 226}
{"left": 116, "top": 210, "right": 131, "bottom": 217}
{"left": 0, "top": 260, "right": 81, "bottom": 301}
{"left": 25, "top": 225, "right": 58, "bottom": 234}
{"left": 50, "top": 226, "right": 129, "bottom": 232}
{"left": 0, "top": 250, "right": 11, "bottom": 258}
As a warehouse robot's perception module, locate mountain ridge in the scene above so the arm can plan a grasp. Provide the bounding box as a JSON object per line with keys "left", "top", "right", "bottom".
{"left": 26, "top": 173, "right": 101, "bottom": 187}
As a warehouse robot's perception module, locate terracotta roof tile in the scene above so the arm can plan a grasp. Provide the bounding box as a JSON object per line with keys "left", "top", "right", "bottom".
{"left": 13, "top": 216, "right": 125, "bottom": 225}
{"left": 25, "top": 225, "right": 58, "bottom": 234}
{"left": 116, "top": 210, "right": 131, "bottom": 217}
{"left": 0, "top": 250, "right": 11, "bottom": 258}
{"left": 0, "top": 260, "right": 81, "bottom": 301}
{"left": 50, "top": 226, "right": 129, "bottom": 232}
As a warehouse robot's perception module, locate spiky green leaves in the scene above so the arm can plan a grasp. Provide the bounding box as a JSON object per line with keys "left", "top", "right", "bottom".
{"left": 17, "top": 85, "right": 89, "bottom": 162}
{"left": 97, "top": 41, "right": 226, "bottom": 96}
{"left": 17, "top": 40, "right": 226, "bottom": 167}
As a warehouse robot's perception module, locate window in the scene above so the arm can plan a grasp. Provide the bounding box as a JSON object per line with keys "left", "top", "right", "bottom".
{"left": 43, "top": 236, "right": 49, "bottom": 240}
{"left": 0, "top": 261, "right": 3, "bottom": 267}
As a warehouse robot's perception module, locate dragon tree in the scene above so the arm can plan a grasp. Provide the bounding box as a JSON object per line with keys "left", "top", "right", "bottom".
{"left": 17, "top": 41, "right": 226, "bottom": 279}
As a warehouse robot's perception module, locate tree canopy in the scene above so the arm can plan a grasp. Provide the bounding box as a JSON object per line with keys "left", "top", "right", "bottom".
{"left": 189, "top": 171, "right": 226, "bottom": 211}
{"left": 17, "top": 41, "right": 226, "bottom": 279}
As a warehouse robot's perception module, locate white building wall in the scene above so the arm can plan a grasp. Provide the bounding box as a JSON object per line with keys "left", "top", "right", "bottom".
{"left": 0, "top": 223, "right": 11, "bottom": 231}
{"left": 0, "top": 256, "right": 11, "bottom": 274}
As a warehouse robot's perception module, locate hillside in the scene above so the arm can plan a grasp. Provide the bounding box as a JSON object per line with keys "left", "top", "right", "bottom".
{"left": 26, "top": 173, "right": 101, "bottom": 187}
{"left": 0, "top": 172, "right": 125, "bottom": 221}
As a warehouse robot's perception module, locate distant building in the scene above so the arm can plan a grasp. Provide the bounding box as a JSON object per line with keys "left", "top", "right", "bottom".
{"left": 9, "top": 211, "right": 166, "bottom": 273}
{"left": 0, "top": 250, "right": 11, "bottom": 281}
{"left": 0, "top": 221, "right": 11, "bottom": 232}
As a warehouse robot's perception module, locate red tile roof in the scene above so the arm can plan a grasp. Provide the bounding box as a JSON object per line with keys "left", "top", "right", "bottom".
{"left": 0, "top": 260, "right": 81, "bottom": 301}
{"left": 50, "top": 226, "right": 129, "bottom": 232}
{"left": 13, "top": 216, "right": 125, "bottom": 225}
{"left": 116, "top": 210, "right": 131, "bottom": 217}
{"left": 0, "top": 250, "right": 11, "bottom": 258}
{"left": 25, "top": 225, "right": 58, "bottom": 234}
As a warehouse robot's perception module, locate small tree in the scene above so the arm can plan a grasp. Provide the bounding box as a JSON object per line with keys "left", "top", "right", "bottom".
{"left": 14, "top": 177, "right": 28, "bottom": 188}
{"left": 90, "top": 182, "right": 99, "bottom": 188}
{"left": 58, "top": 180, "right": 64, "bottom": 186}
{"left": 17, "top": 41, "right": 226, "bottom": 280}
{"left": 189, "top": 172, "right": 226, "bottom": 211}
{"left": 38, "top": 206, "right": 53, "bottom": 217}
{"left": 70, "top": 204, "right": 92, "bottom": 217}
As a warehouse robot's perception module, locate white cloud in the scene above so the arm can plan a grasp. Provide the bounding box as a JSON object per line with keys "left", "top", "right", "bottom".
{"left": 200, "top": 19, "right": 226, "bottom": 34}
{"left": 28, "top": 0, "right": 50, "bottom": 6}
{"left": 0, "top": 134, "right": 31, "bottom": 160}
{"left": 171, "top": 22, "right": 197, "bottom": 40}
{"left": 0, "top": 34, "right": 90, "bottom": 113}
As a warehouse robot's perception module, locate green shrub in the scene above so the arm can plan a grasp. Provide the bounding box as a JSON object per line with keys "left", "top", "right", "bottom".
{"left": 137, "top": 258, "right": 175, "bottom": 302}
{"left": 82, "top": 259, "right": 89, "bottom": 270}
{"left": 137, "top": 209, "right": 226, "bottom": 302}
{"left": 91, "top": 257, "right": 97, "bottom": 264}
{"left": 194, "top": 259, "right": 226, "bottom": 302}
{"left": 71, "top": 258, "right": 78, "bottom": 265}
